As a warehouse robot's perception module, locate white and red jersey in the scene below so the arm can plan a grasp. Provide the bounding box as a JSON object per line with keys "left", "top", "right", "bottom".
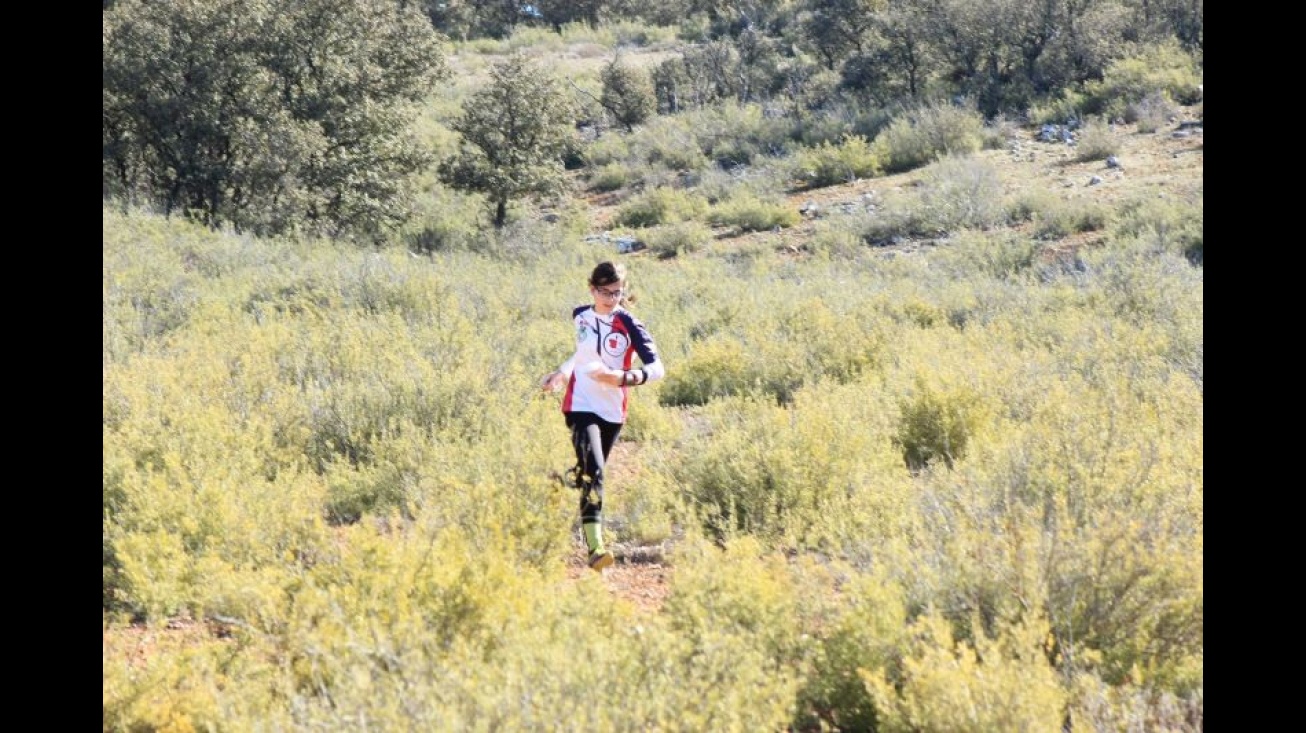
{"left": 557, "top": 305, "right": 664, "bottom": 423}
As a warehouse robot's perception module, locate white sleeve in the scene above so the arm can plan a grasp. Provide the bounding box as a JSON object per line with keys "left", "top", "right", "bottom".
{"left": 557, "top": 355, "right": 577, "bottom": 378}
{"left": 641, "top": 360, "right": 665, "bottom": 383}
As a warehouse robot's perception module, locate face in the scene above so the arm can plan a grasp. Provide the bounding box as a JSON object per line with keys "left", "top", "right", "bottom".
{"left": 590, "top": 281, "right": 624, "bottom": 313}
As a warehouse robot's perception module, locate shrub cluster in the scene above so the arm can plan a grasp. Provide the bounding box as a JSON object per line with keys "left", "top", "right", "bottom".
{"left": 104, "top": 123, "right": 1202, "bottom": 731}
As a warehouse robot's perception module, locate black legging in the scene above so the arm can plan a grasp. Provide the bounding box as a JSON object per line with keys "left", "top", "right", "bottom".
{"left": 565, "top": 412, "right": 623, "bottom": 528}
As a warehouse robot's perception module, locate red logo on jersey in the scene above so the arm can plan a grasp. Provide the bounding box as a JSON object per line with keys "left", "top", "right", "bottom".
{"left": 603, "top": 332, "right": 630, "bottom": 357}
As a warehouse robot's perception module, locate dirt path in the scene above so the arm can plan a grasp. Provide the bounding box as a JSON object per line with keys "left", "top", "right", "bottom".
{"left": 564, "top": 550, "right": 674, "bottom": 614}
{"left": 557, "top": 439, "right": 678, "bottom": 614}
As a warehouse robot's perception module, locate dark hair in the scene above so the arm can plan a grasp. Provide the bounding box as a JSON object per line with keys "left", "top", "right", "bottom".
{"left": 589, "top": 261, "right": 636, "bottom": 304}
{"left": 588, "top": 261, "right": 625, "bottom": 287}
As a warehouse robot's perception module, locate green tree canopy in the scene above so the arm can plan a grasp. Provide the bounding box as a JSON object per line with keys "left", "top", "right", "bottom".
{"left": 438, "top": 54, "right": 578, "bottom": 229}
{"left": 600, "top": 56, "right": 656, "bottom": 132}
{"left": 103, "top": 0, "right": 449, "bottom": 242}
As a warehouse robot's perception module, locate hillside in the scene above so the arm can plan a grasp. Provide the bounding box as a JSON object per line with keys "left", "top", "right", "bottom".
{"left": 581, "top": 109, "right": 1203, "bottom": 261}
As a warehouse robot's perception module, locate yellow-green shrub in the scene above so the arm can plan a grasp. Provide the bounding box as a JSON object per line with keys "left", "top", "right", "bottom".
{"left": 626, "top": 114, "right": 712, "bottom": 171}
{"left": 791, "top": 134, "right": 884, "bottom": 188}
{"left": 639, "top": 220, "right": 715, "bottom": 258}
{"left": 708, "top": 190, "right": 801, "bottom": 232}
{"left": 612, "top": 186, "right": 709, "bottom": 228}
{"left": 1084, "top": 39, "right": 1203, "bottom": 120}
{"left": 873, "top": 103, "right": 986, "bottom": 173}
{"left": 587, "top": 161, "right": 635, "bottom": 192}
{"left": 865, "top": 611, "right": 1068, "bottom": 732}
{"left": 657, "top": 337, "right": 758, "bottom": 407}
{"left": 1067, "top": 673, "right": 1203, "bottom": 733}
{"left": 893, "top": 375, "right": 990, "bottom": 471}
{"left": 664, "top": 537, "right": 806, "bottom": 672}
{"left": 670, "top": 387, "right": 911, "bottom": 551}
{"left": 1108, "top": 194, "right": 1203, "bottom": 264}
{"left": 1016, "top": 195, "right": 1108, "bottom": 241}
{"left": 797, "top": 564, "right": 909, "bottom": 731}
{"left": 691, "top": 101, "right": 796, "bottom": 168}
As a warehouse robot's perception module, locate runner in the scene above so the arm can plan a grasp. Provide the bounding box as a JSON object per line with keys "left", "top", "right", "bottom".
{"left": 540, "top": 261, "right": 666, "bottom": 571}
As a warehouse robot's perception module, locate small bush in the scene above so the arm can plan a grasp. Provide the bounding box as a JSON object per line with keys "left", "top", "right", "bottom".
{"left": 981, "top": 114, "right": 1023, "bottom": 150}
{"left": 1032, "top": 198, "right": 1109, "bottom": 241}
{"left": 1067, "top": 674, "right": 1203, "bottom": 733}
{"left": 874, "top": 103, "right": 986, "bottom": 174}
{"left": 857, "top": 189, "right": 928, "bottom": 243}
{"left": 588, "top": 162, "right": 635, "bottom": 193}
{"left": 689, "top": 166, "right": 756, "bottom": 204}
{"left": 1027, "top": 89, "right": 1091, "bottom": 127}
{"left": 583, "top": 133, "right": 632, "bottom": 167}
{"left": 803, "top": 219, "right": 867, "bottom": 259}
{"left": 573, "top": 20, "right": 678, "bottom": 48}
{"left": 709, "top": 192, "right": 801, "bottom": 233}
{"left": 628, "top": 115, "right": 712, "bottom": 171}
{"left": 1074, "top": 117, "right": 1117, "bottom": 162}
{"left": 613, "top": 186, "right": 710, "bottom": 228}
{"left": 791, "top": 99, "right": 886, "bottom": 148}
{"left": 323, "top": 461, "right": 410, "bottom": 524}
{"left": 893, "top": 378, "right": 987, "bottom": 471}
{"left": 799, "top": 568, "right": 909, "bottom": 731}
{"left": 657, "top": 339, "right": 756, "bottom": 407}
{"left": 641, "top": 220, "right": 715, "bottom": 258}
{"left": 1007, "top": 189, "right": 1060, "bottom": 225}
{"left": 792, "top": 135, "right": 884, "bottom": 189}
{"left": 932, "top": 231, "right": 1040, "bottom": 280}
{"left": 1109, "top": 195, "right": 1203, "bottom": 264}
{"left": 693, "top": 102, "right": 797, "bottom": 168}
{"left": 1010, "top": 191, "right": 1109, "bottom": 241}
{"left": 665, "top": 537, "right": 806, "bottom": 665}
{"left": 1126, "top": 91, "right": 1179, "bottom": 132}
{"left": 915, "top": 155, "right": 1007, "bottom": 231}
{"left": 865, "top": 612, "right": 1068, "bottom": 733}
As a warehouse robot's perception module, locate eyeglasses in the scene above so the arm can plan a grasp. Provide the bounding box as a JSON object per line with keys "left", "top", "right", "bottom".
{"left": 593, "top": 286, "right": 624, "bottom": 299}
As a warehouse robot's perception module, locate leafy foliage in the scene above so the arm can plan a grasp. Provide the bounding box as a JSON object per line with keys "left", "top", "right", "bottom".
{"left": 601, "top": 55, "right": 657, "bottom": 131}
{"left": 866, "top": 611, "right": 1068, "bottom": 732}
{"left": 102, "top": 0, "right": 448, "bottom": 242}
{"left": 613, "top": 186, "right": 709, "bottom": 228}
{"left": 873, "top": 101, "right": 986, "bottom": 174}
{"left": 791, "top": 134, "right": 884, "bottom": 188}
{"left": 438, "top": 53, "right": 579, "bottom": 228}
{"left": 1083, "top": 39, "right": 1205, "bottom": 120}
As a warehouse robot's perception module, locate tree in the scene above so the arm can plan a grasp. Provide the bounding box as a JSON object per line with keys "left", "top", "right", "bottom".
{"left": 600, "top": 55, "right": 656, "bottom": 132}
{"left": 103, "top": 0, "right": 448, "bottom": 242}
{"left": 438, "top": 54, "right": 577, "bottom": 229}
{"left": 800, "top": 0, "right": 882, "bottom": 69}
{"left": 534, "top": 0, "right": 609, "bottom": 31}
{"left": 423, "top": 0, "right": 535, "bottom": 40}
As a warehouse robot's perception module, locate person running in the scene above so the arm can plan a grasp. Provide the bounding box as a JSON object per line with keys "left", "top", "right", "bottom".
{"left": 539, "top": 261, "right": 666, "bottom": 571}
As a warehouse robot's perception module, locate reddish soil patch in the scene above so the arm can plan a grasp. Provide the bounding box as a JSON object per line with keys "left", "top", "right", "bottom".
{"left": 564, "top": 551, "right": 674, "bottom": 614}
